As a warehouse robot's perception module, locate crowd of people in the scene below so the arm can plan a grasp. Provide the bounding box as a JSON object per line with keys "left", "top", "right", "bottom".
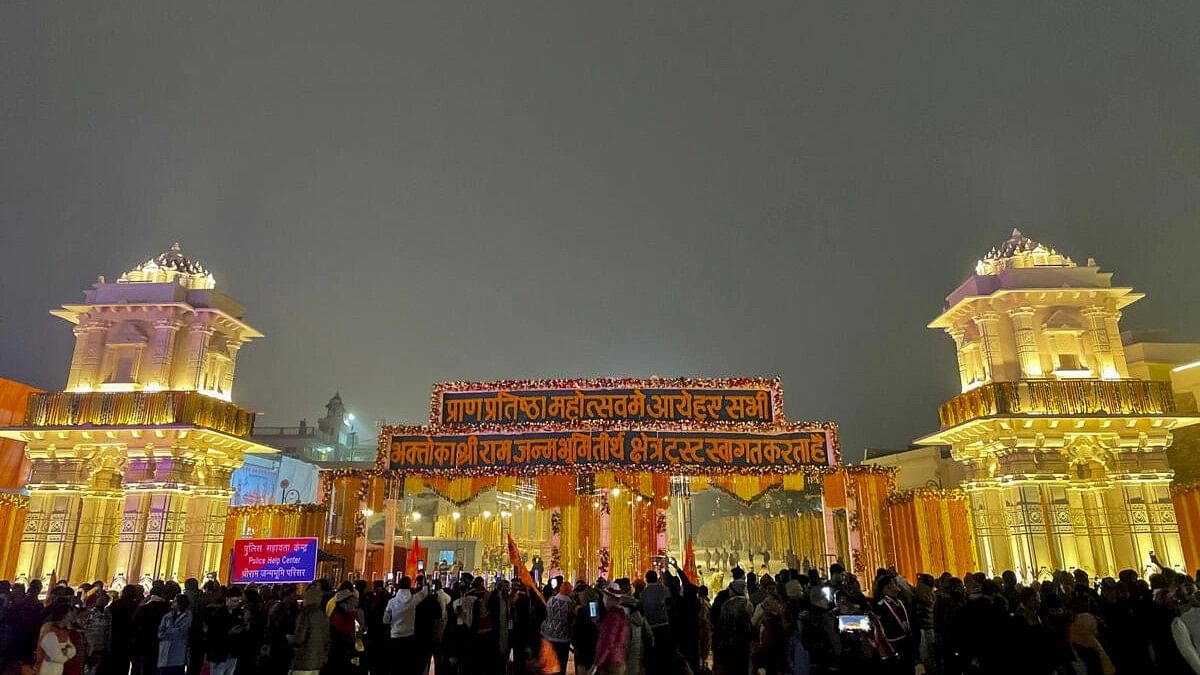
{"left": 3, "top": 560, "right": 1200, "bottom": 675}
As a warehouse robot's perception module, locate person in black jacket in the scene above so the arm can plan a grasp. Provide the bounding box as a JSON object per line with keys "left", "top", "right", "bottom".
{"left": 102, "top": 585, "right": 140, "bottom": 675}
{"left": 667, "top": 564, "right": 701, "bottom": 675}
{"left": 235, "top": 588, "right": 268, "bottom": 675}
{"left": 133, "top": 583, "right": 174, "bottom": 675}
{"left": 264, "top": 586, "right": 299, "bottom": 675}
{"left": 873, "top": 573, "right": 915, "bottom": 674}
{"left": 202, "top": 586, "right": 247, "bottom": 675}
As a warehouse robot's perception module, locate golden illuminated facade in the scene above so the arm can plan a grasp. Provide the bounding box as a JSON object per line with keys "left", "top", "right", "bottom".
{"left": 0, "top": 244, "right": 274, "bottom": 584}
{"left": 917, "top": 230, "right": 1200, "bottom": 578}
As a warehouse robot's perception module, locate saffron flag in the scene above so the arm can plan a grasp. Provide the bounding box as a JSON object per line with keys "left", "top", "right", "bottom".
{"left": 507, "top": 533, "right": 545, "bottom": 606}
{"left": 683, "top": 536, "right": 698, "bottom": 581}
{"left": 404, "top": 537, "right": 426, "bottom": 579}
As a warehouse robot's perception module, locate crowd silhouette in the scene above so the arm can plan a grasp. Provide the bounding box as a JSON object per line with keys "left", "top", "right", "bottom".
{"left": 3, "top": 559, "right": 1200, "bottom": 675}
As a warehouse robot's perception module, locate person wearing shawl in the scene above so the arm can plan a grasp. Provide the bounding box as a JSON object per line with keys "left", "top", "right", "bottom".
{"left": 594, "top": 584, "right": 630, "bottom": 675}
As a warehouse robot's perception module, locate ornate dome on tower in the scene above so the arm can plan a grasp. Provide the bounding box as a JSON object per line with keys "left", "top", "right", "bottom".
{"left": 974, "top": 228, "right": 1075, "bottom": 276}
{"left": 118, "top": 242, "right": 215, "bottom": 289}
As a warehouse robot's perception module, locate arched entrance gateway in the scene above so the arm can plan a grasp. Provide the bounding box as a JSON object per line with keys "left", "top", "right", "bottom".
{"left": 370, "top": 377, "right": 847, "bottom": 584}
{"left": 249, "top": 376, "right": 952, "bottom": 587}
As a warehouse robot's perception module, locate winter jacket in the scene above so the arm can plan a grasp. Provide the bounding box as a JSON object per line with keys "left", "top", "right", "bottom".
{"left": 383, "top": 587, "right": 429, "bottom": 639}
{"left": 289, "top": 588, "right": 330, "bottom": 672}
{"left": 157, "top": 611, "right": 191, "bottom": 668}
{"left": 623, "top": 609, "right": 654, "bottom": 675}
{"left": 639, "top": 584, "right": 670, "bottom": 628}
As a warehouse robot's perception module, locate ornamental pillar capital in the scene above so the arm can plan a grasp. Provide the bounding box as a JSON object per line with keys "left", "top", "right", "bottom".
{"left": 974, "top": 311, "right": 1002, "bottom": 325}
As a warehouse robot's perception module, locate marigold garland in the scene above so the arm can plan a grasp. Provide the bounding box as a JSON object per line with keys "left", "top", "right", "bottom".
{"left": 887, "top": 487, "right": 969, "bottom": 506}
{"left": 0, "top": 492, "right": 29, "bottom": 508}
{"left": 1171, "top": 481, "right": 1200, "bottom": 496}
{"left": 228, "top": 503, "right": 325, "bottom": 515}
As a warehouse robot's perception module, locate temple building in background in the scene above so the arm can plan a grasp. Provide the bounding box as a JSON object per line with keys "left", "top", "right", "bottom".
{"left": 0, "top": 244, "right": 273, "bottom": 584}
{"left": 913, "top": 230, "right": 1200, "bottom": 578}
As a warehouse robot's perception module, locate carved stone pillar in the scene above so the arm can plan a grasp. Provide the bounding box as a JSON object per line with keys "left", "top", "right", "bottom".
{"left": 973, "top": 312, "right": 1004, "bottom": 382}
{"left": 1082, "top": 307, "right": 1115, "bottom": 377}
{"left": 948, "top": 327, "right": 972, "bottom": 390}
{"left": 219, "top": 340, "right": 243, "bottom": 398}
{"left": 70, "top": 449, "right": 126, "bottom": 583}
{"left": 172, "top": 323, "right": 213, "bottom": 390}
{"left": 1007, "top": 307, "right": 1043, "bottom": 377}
{"left": 1104, "top": 311, "right": 1130, "bottom": 377}
{"left": 66, "top": 321, "right": 109, "bottom": 390}
{"left": 182, "top": 456, "right": 237, "bottom": 577}
{"left": 145, "top": 319, "right": 182, "bottom": 388}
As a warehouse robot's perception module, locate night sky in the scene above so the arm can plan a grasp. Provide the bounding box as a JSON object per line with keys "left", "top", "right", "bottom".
{"left": 3, "top": 3, "right": 1200, "bottom": 461}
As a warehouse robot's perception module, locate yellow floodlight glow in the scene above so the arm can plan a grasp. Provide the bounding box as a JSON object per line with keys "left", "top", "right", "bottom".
{"left": 1173, "top": 359, "right": 1200, "bottom": 373}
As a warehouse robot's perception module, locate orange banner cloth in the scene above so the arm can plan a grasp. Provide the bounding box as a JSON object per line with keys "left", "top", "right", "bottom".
{"left": 683, "top": 537, "right": 698, "bottom": 581}
{"left": 508, "top": 533, "right": 546, "bottom": 605}
{"left": 405, "top": 537, "right": 426, "bottom": 579}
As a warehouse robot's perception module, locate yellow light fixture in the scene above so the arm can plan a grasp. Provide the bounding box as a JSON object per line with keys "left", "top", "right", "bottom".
{"left": 411, "top": 511, "right": 421, "bottom": 520}
{"left": 451, "top": 511, "right": 461, "bottom": 520}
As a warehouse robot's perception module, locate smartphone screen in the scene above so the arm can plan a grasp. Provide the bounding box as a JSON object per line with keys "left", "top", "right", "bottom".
{"left": 551, "top": 578, "right": 559, "bottom": 589}
{"left": 588, "top": 601, "right": 598, "bottom": 618}
{"left": 838, "top": 615, "right": 870, "bottom": 632}
{"left": 821, "top": 586, "right": 834, "bottom": 603}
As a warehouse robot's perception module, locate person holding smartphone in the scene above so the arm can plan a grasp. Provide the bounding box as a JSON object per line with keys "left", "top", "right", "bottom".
{"left": 873, "top": 573, "right": 916, "bottom": 672}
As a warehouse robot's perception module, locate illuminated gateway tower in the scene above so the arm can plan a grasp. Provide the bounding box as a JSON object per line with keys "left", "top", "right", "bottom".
{"left": 918, "top": 230, "right": 1199, "bottom": 578}
{"left": 0, "top": 244, "right": 273, "bottom": 583}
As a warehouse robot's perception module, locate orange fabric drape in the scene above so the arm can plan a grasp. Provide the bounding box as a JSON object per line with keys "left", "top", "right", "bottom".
{"left": 1174, "top": 487, "right": 1200, "bottom": 575}
{"left": 0, "top": 379, "right": 38, "bottom": 488}
{"left": 822, "top": 471, "right": 847, "bottom": 509}
{"left": 537, "top": 475, "right": 576, "bottom": 509}
{"left": 847, "top": 469, "right": 893, "bottom": 577}
{"left": 0, "top": 494, "right": 28, "bottom": 580}
{"left": 885, "top": 491, "right": 976, "bottom": 579}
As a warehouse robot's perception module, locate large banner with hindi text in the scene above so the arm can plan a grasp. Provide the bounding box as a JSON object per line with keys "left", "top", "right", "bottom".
{"left": 434, "top": 378, "right": 782, "bottom": 427}
{"left": 387, "top": 428, "right": 834, "bottom": 475}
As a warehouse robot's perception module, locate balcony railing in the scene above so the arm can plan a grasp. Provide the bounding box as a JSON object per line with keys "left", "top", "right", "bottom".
{"left": 23, "top": 391, "right": 257, "bottom": 438}
{"left": 938, "top": 379, "right": 1177, "bottom": 428}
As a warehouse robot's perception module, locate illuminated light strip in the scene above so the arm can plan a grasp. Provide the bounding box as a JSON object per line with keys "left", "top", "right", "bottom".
{"left": 1173, "top": 360, "right": 1200, "bottom": 373}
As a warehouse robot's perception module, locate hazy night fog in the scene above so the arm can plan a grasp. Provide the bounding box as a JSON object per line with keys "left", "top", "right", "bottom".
{"left": 3, "top": 3, "right": 1200, "bottom": 461}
